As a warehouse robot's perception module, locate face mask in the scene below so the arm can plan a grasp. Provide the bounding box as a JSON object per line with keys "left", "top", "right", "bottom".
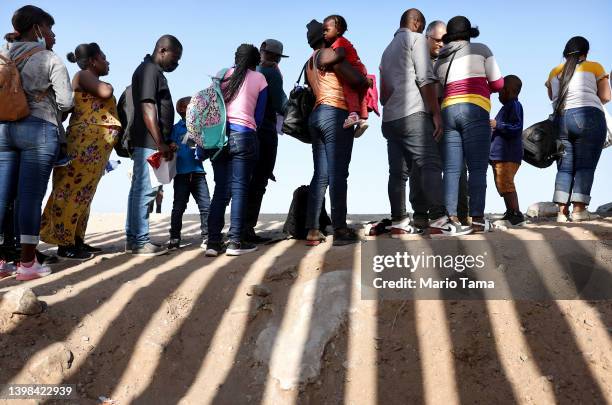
{"left": 34, "top": 25, "right": 46, "bottom": 48}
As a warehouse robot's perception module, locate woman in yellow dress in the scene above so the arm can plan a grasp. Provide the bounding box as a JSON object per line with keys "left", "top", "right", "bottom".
{"left": 41, "top": 43, "right": 121, "bottom": 260}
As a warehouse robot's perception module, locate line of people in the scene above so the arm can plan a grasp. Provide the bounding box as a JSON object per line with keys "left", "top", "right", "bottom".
{"left": 0, "top": 5, "right": 610, "bottom": 281}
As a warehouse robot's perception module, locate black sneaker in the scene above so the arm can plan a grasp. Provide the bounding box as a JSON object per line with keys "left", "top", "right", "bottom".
{"left": 57, "top": 245, "right": 94, "bottom": 261}
{"left": 332, "top": 227, "right": 360, "bottom": 246}
{"left": 36, "top": 250, "right": 59, "bottom": 265}
{"left": 167, "top": 238, "right": 181, "bottom": 250}
{"left": 505, "top": 211, "right": 526, "bottom": 226}
{"left": 242, "top": 229, "right": 272, "bottom": 244}
{"left": 226, "top": 241, "right": 258, "bottom": 256}
{"left": 131, "top": 242, "right": 168, "bottom": 257}
{"left": 205, "top": 242, "right": 227, "bottom": 257}
{"left": 76, "top": 237, "right": 102, "bottom": 253}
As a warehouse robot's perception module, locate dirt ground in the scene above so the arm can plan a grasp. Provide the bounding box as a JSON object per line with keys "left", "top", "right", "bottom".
{"left": 0, "top": 213, "right": 610, "bottom": 405}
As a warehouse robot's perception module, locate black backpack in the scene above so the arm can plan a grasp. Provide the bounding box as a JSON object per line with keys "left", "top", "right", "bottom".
{"left": 281, "top": 63, "right": 314, "bottom": 144}
{"left": 522, "top": 119, "right": 565, "bottom": 168}
{"left": 115, "top": 86, "right": 134, "bottom": 158}
{"left": 283, "top": 185, "right": 331, "bottom": 239}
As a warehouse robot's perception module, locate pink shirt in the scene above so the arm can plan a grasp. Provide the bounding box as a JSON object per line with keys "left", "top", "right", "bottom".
{"left": 223, "top": 68, "right": 268, "bottom": 130}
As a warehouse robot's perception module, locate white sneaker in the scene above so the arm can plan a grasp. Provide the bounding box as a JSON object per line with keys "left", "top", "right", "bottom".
{"left": 429, "top": 216, "right": 473, "bottom": 236}
{"left": 390, "top": 218, "right": 424, "bottom": 238}
{"left": 16, "top": 261, "right": 52, "bottom": 281}
{"left": 200, "top": 240, "right": 208, "bottom": 250}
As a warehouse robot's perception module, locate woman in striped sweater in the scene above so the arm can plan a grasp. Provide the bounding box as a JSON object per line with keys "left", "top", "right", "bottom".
{"left": 434, "top": 16, "right": 503, "bottom": 232}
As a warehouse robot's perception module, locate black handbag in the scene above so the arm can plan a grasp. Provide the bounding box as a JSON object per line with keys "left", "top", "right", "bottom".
{"left": 522, "top": 80, "right": 569, "bottom": 168}
{"left": 281, "top": 62, "right": 315, "bottom": 144}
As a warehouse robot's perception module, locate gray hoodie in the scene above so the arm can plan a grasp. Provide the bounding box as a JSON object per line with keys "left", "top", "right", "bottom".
{"left": 0, "top": 41, "right": 73, "bottom": 136}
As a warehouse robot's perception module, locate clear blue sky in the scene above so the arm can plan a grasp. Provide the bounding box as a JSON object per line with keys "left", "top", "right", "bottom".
{"left": 2, "top": 1, "right": 611, "bottom": 215}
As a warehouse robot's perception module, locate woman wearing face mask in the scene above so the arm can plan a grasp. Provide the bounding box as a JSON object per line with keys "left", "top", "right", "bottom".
{"left": 40, "top": 43, "right": 121, "bottom": 260}
{"left": 0, "top": 5, "right": 73, "bottom": 281}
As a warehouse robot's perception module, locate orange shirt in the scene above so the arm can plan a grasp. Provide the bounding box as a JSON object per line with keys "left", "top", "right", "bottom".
{"left": 306, "top": 51, "right": 348, "bottom": 111}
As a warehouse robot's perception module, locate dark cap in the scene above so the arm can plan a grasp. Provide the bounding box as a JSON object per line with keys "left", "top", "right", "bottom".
{"left": 306, "top": 19, "right": 324, "bottom": 48}
{"left": 442, "top": 16, "right": 479, "bottom": 43}
{"left": 261, "top": 39, "right": 288, "bottom": 57}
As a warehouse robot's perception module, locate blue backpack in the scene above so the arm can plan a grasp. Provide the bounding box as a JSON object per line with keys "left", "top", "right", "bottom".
{"left": 185, "top": 68, "right": 229, "bottom": 160}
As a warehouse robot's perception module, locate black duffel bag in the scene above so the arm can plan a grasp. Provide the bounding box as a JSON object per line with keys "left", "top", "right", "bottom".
{"left": 522, "top": 118, "right": 565, "bottom": 168}
{"left": 282, "top": 63, "right": 315, "bottom": 144}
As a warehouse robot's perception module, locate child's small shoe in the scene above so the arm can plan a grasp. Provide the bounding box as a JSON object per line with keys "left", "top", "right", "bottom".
{"left": 343, "top": 112, "right": 360, "bottom": 129}
{"left": 354, "top": 120, "right": 369, "bottom": 138}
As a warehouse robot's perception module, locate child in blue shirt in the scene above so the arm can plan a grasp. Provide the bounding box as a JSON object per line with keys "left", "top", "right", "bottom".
{"left": 489, "top": 75, "right": 525, "bottom": 226}
{"left": 167, "top": 97, "right": 211, "bottom": 249}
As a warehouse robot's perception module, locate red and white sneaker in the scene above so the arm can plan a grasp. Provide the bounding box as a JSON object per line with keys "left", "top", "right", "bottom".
{"left": 429, "top": 216, "right": 473, "bottom": 236}
{"left": 0, "top": 260, "right": 17, "bottom": 279}
{"left": 16, "top": 260, "right": 52, "bottom": 281}
{"left": 343, "top": 112, "right": 360, "bottom": 129}
{"left": 390, "top": 218, "right": 424, "bottom": 238}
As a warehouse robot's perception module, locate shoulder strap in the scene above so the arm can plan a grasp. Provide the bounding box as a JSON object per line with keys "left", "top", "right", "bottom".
{"left": 296, "top": 63, "right": 307, "bottom": 85}
{"left": 443, "top": 51, "right": 458, "bottom": 88}
{"left": 13, "top": 47, "right": 45, "bottom": 64}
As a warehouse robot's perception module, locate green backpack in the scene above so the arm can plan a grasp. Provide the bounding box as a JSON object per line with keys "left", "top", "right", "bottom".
{"left": 185, "top": 68, "right": 229, "bottom": 160}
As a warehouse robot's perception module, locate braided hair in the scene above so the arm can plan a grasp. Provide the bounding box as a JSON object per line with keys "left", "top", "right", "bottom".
{"left": 66, "top": 43, "right": 102, "bottom": 70}
{"left": 555, "top": 36, "right": 589, "bottom": 112}
{"left": 222, "top": 44, "right": 261, "bottom": 103}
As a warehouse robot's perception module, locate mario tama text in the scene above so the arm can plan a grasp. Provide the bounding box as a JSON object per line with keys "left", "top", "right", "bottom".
{"left": 360, "top": 240, "right": 612, "bottom": 300}
{"left": 372, "top": 251, "right": 494, "bottom": 291}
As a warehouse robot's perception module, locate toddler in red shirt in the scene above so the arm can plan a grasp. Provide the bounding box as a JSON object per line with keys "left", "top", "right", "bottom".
{"left": 322, "top": 14, "right": 371, "bottom": 137}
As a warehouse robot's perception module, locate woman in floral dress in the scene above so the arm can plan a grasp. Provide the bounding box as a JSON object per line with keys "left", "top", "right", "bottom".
{"left": 41, "top": 43, "right": 121, "bottom": 260}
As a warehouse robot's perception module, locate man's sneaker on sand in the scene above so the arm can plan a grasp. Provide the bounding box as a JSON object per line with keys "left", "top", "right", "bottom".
{"left": 200, "top": 240, "right": 208, "bottom": 250}
{"left": 0, "top": 260, "right": 17, "bottom": 278}
{"left": 429, "top": 216, "right": 473, "bottom": 236}
{"left": 226, "top": 241, "right": 258, "bottom": 256}
{"left": 205, "top": 242, "right": 226, "bottom": 257}
{"left": 364, "top": 219, "right": 392, "bottom": 236}
{"left": 167, "top": 238, "right": 181, "bottom": 250}
{"left": 57, "top": 245, "right": 94, "bottom": 261}
{"left": 390, "top": 218, "right": 424, "bottom": 238}
{"left": 131, "top": 243, "right": 168, "bottom": 257}
{"left": 502, "top": 210, "right": 526, "bottom": 226}
{"left": 16, "top": 260, "right": 52, "bottom": 281}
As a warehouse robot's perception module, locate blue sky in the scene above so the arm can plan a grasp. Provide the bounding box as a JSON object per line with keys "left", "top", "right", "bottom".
{"left": 2, "top": 1, "right": 611, "bottom": 215}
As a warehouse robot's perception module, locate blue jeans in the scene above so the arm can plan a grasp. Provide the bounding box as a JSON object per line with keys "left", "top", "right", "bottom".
{"left": 208, "top": 131, "right": 259, "bottom": 243}
{"left": 554, "top": 107, "right": 606, "bottom": 205}
{"left": 442, "top": 103, "right": 491, "bottom": 217}
{"left": 126, "top": 146, "right": 158, "bottom": 247}
{"left": 244, "top": 126, "right": 278, "bottom": 234}
{"left": 382, "top": 112, "right": 446, "bottom": 221}
{"left": 306, "top": 105, "right": 354, "bottom": 230}
{"left": 0, "top": 116, "right": 59, "bottom": 244}
{"left": 170, "top": 172, "right": 210, "bottom": 240}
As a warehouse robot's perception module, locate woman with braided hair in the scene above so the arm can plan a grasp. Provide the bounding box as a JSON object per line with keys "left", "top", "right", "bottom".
{"left": 205, "top": 44, "right": 268, "bottom": 257}
{"left": 546, "top": 36, "right": 611, "bottom": 222}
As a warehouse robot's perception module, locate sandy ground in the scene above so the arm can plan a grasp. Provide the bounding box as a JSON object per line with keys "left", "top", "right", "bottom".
{"left": 0, "top": 213, "right": 611, "bottom": 405}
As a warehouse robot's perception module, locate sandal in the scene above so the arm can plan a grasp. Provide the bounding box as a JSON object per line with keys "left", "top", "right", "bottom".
{"left": 306, "top": 231, "right": 326, "bottom": 246}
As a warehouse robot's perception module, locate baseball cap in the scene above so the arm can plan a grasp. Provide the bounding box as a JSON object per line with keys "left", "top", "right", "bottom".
{"left": 261, "top": 39, "right": 288, "bottom": 58}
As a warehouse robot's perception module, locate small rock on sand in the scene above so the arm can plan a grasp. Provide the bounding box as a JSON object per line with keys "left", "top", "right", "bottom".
{"left": 0, "top": 288, "right": 44, "bottom": 315}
